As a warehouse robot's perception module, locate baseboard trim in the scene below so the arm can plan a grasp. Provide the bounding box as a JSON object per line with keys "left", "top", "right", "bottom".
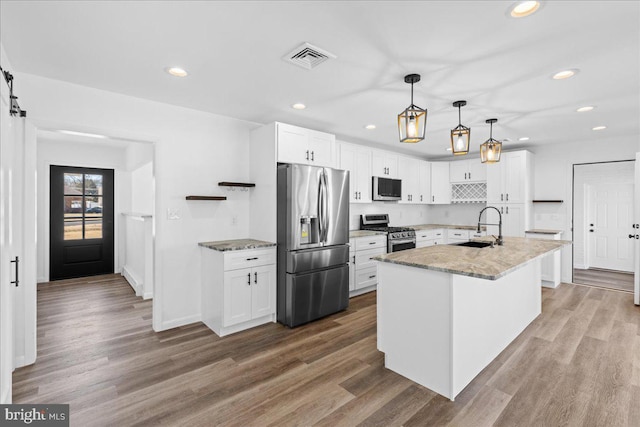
{"left": 122, "top": 265, "right": 142, "bottom": 296}
{"left": 143, "top": 291, "right": 153, "bottom": 300}
{"left": 160, "top": 314, "right": 201, "bottom": 331}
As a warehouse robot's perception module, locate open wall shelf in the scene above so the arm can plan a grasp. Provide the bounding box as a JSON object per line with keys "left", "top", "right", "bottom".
{"left": 218, "top": 182, "right": 255, "bottom": 188}
{"left": 532, "top": 200, "right": 564, "bottom": 203}
{"left": 186, "top": 196, "right": 227, "bottom": 201}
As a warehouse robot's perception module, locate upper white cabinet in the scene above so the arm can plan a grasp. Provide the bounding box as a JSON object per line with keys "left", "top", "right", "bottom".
{"left": 430, "top": 162, "right": 451, "bottom": 204}
{"left": 398, "top": 156, "right": 420, "bottom": 204}
{"left": 450, "top": 159, "right": 487, "bottom": 183}
{"left": 418, "top": 161, "right": 431, "bottom": 204}
{"left": 339, "top": 142, "right": 372, "bottom": 203}
{"left": 372, "top": 151, "right": 398, "bottom": 178}
{"left": 486, "top": 150, "right": 533, "bottom": 204}
{"left": 276, "top": 122, "right": 335, "bottom": 168}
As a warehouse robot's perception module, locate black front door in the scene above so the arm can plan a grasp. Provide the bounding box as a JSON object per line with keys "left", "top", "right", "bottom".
{"left": 50, "top": 166, "right": 114, "bottom": 280}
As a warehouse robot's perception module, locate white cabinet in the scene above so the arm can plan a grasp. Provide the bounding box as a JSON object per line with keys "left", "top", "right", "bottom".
{"left": 430, "top": 162, "right": 451, "bottom": 204}
{"left": 486, "top": 151, "right": 532, "bottom": 204}
{"left": 202, "top": 247, "right": 276, "bottom": 337}
{"left": 446, "top": 229, "right": 470, "bottom": 243}
{"left": 349, "top": 234, "right": 387, "bottom": 296}
{"left": 485, "top": 204, "right": 528, "bottom": 237}
{"left": 372, "top": 151, "right": 398, "bottom": 178}
{"left": 415, "top": 229, "right": 444, "bottom": 248}
{"left": 339, "top": 142, "right": 372, "bottom": 203}
{"left": 398, "top": 156, "right": 420, "bottom": 204}
{"left": 450, "top": 159, "right": 487, "bottom": 183}
{"left": 418, "top": 162, "right": 432, "bottom": 205}
{"left": 525, "top": 231, "right": 563, "bottom": 288}
{"left": 276, "top": 122, "right": 335, "bottom": 168}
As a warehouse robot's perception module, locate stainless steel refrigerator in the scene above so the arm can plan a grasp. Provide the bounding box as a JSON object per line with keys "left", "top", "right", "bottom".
{"left": 277, "top": 164, "right": 350, "bottom": 327}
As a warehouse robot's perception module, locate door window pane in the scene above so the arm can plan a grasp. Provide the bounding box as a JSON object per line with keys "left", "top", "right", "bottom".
{"left": 64, "top": 196, "right": 83, "bottom": 214}
{"left": 64, "top": 173, "right": 83, "bottom": 195}
{"left": 84, "top": 217, "right": 103, "bottom": 239}
{"left": 64, "top": 216, "right": 83, "bottom": 240}
{"left": 85, "top": 174, "right": 103, "bottom": 195}
{"left": 85, "top": 196, "right": 103, "bottom": 215}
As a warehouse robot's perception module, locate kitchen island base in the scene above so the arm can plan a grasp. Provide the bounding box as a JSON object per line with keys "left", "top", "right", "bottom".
{"left": 377, "top": 259, "right": 541, "bottom": 401}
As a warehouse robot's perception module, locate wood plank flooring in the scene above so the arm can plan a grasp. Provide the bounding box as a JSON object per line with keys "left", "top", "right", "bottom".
{"left": 574, "top": 268, "right": 635, "bottom": 293}
{"left": 13, "top": 274, "right": 640, "bottom": 426}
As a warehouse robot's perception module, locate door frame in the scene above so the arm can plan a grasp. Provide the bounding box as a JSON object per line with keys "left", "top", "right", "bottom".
{"left": 571, "top": 159, "right": 636, "bottom": 283}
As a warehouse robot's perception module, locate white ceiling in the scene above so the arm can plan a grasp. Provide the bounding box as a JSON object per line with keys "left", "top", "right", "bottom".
{"left": 1, "top": 1, "right": 638, "bottom": 158}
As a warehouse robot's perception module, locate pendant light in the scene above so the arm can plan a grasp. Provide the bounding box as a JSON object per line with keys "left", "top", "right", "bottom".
{"left": 450, "top": 100, "right": 470, "bottom": 155}
{"left": 398, "top": 74, "right": 427, "bottom": 143}
{"left": 480, "top": 118, "right": 502, "bottom": 163}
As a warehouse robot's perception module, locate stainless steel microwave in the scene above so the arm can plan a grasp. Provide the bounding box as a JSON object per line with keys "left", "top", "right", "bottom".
{"left": 372, "top": 176, "right": 402, "bottom": 201}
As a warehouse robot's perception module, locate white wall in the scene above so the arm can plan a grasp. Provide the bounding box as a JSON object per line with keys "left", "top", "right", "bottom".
{"left": 130, "top": 161, "right": 153, "bottom": 214}
{"left": 36, "top": 138, "right": 131, "bottom": 283}
{"left": 19, "top": 72, "right": 258, "bottom": 331}
{"left": 528, "top": 137, "right": 638, "bottom": 282}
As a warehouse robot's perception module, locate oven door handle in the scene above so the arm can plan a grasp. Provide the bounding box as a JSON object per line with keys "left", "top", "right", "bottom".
{"left": 391, "top": 238, "right": 416, "bottom": 245}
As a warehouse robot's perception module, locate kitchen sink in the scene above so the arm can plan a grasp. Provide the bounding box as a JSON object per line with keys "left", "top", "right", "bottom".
{"left": 455, "top": 241, "right": 493, "bottom": 248}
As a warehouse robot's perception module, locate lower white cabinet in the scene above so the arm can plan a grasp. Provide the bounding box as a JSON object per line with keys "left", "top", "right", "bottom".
{"left": 415, "top": 229, "right": 444, "bottom": 248}
{"left": 349, "top": 234, "right": 386, "bottom": 296}
{"left": 446, "top": 229, "right": 470, "bottom": 244}
{"left": 525, "top": 230, "right": 563, "bottom": 288}
{"left": 202, "top": 247, "right": 276, "bottom": 337}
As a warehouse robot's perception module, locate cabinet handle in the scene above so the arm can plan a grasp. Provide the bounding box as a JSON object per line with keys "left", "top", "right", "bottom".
{"left": 246, "top": 257, "right": 258, "bottom": 261}
{"left": 311, "top": 151, "right": 315, "bottom": 161}
{"left": 354, "top": 191, "right": 358, "bottom": 199}
{"left": 254, "top": 272, "right": 258, "bottom": 284}
{"left": 469, "top": 172, "right": 471, "bottom": 180}
{"left": 369, "top": 242, "right": 376, "bottom": 245}
{"left": 10, "top": 256, "right": 19, "bottom": 287}
{"left": 247, "top": 273, "right": 251, "bottom": 286}
{"left": 352, "top": 255, "right": 356, "bottom": 263}
{"left": 501, "top": 193, "right": 503, "bottom": 201}
{"left": 358, "top": 191, "right": 361, "bottom": 199}
{"left": 501, "top": 206, "right": 504, "bottom": 214}
{"left": 306, "top": 150, "right": 309, "bottom": 160}
{"left": 432, "top": 196, "right": 434, "bottom": 202}
{"left": 369, "top": 275, "right": 376, "bottom": 279}
{"left": 506, "top": 206, "right": 509, "bottom": 214}
{"left": 506, "top": 193, "right": 509, "bottom": 201}
{"left": 420, "top": 195, "right": 423, "bottom": 202}
{"left": 465, "top": 173, "right": 467, "bottom": 180}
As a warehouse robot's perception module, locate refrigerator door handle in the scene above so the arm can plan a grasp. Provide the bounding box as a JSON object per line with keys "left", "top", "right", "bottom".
{"left": 317, "top": 170, "right": 325, "bottom": 243}
{"left": 320, "top": 169, "right": 329, "bottom": 243}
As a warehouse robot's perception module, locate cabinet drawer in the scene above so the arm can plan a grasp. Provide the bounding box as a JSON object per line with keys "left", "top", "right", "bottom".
{"left": 355, "top": 266, "right": 378, "bottom": 290}
{"left": 355, "top": 247, "right": 385, "bottom": 269}
{"left": 354, "top": 235, "right": 386, "bottom": 251}
{"left": 416, "top": 230, "right": 436, "bottom": 244}
{"left": 447, "top": 229, "right": 470, "bottom": 240}
{"left": 224, "top": 248, "right": 276, "bottom": 271}
{"left": 471, "top": 231, "right": 486, "bottom": 238}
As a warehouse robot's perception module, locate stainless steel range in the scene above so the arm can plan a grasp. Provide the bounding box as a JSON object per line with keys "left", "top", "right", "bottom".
{"left": 360, "top": 214, "right": 416, "bottom": 252}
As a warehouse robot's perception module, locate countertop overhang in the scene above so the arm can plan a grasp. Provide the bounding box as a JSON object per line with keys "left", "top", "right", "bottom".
{"left": 374, "top": 237, "right": 571, "bottom": 280}
{"left": 199, "top": 238, "right": 276, "bottom": 252}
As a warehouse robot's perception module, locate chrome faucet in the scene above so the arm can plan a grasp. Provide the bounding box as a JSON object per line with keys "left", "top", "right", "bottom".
{"left": 477, "top": 206, "right": 503, "bottom": 246}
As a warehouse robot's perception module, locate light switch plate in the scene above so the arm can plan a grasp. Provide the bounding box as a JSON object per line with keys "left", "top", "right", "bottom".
{"left": 167, "top": 208, "right": 181, "bottom": 220}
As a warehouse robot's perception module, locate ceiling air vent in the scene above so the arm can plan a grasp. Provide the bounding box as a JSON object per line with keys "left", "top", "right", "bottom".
{"left": 283, "top": 43, "right": 336, "bottom": 70}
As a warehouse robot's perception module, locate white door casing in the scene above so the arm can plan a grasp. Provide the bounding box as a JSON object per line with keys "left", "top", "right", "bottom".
{"left": 588, "top": 183, "right": 635, "bottom": 272}
{"left": 634, "top": 153, "right": 639, "bottom": 305}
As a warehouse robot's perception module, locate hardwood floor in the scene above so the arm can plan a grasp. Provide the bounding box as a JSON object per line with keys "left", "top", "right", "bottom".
{"left": 13, "top": 274, "right": 640, "bottom": 426}
{"left": 574, "top": 268, "right": 635, "bottom": 293}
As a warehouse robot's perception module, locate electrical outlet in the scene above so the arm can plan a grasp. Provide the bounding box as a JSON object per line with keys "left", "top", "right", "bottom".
{"left": 167, "top": 208, "right": 181, "bottom": 220}
{"left": 231, "top": 216, "right": 238, "bottom": 226}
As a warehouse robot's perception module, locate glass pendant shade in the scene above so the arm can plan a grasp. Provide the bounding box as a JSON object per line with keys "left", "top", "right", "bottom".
{"left": 398, "top": 107, "right": 427, "bottom": 143}
{"left": 450, "top": 100, "right": 470, "bottom": 155}
{"left": 398, "top": 74, "right": 427, "bottom": 143}
{"left": 480, "top": 118, "right": 502, "bottom": 163}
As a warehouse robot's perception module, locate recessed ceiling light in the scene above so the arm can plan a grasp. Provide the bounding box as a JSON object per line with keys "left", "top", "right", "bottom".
{"left": 364, "top": 124, "right": 376, "bottom": 130}
{"left": 59, "top": 130, "right": 107, "bottom": 139}
{"left": 552, "top": 69, "right": 579, "bottom": 80}
{"left": 518, "top": 137, "right": 530, "bottom": 141}
{"left": 592, "top": 126, "right": 607, "bottom": 131}
{"left": 292, "top": 103, "right": 306, "bottom": 110}
{"left": 576, "top": 106, "right": 595, "bottom": 112}
{"left": 166, "top": 67, "right": 188, "bottom": 77}
{"left": 509, "top": 1, "right": 541, "bottom": 18}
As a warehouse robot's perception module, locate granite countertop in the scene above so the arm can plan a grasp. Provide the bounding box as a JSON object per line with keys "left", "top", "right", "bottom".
{"left": 374, "top": 237, "right": 571, "bottom": 280}
{"left": 406, "top": 224, "right": 487, "bottom": 232}
{"left": 349, "top": 230, "right": 388, "bottom": 238}
{"left": 525, "top": 229, "right": 563, "bottom": 235}
{"left": 199, "top": 238, "right": 276, "bottom": 252}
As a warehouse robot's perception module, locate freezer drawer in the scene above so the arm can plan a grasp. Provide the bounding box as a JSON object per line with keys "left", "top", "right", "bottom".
{"left": 286, "top": 245, "right": 349, "bottom": 274}
{"left": 279, "top": 264, "right": 349, "bottom": 327}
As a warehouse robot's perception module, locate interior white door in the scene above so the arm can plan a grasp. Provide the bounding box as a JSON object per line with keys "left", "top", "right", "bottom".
{"left": 588, "top": 183, "right": 635, "bottom": 272}
{"left": 0, "top": 80, "right": 15, "bottom": 404}
{"left": 634, "top": 153, "right": 639, "bottom": 305}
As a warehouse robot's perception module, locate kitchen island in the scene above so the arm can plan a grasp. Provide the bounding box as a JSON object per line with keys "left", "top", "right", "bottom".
{"left": 374, "top": 236, "right": 570, "bottom": 401}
